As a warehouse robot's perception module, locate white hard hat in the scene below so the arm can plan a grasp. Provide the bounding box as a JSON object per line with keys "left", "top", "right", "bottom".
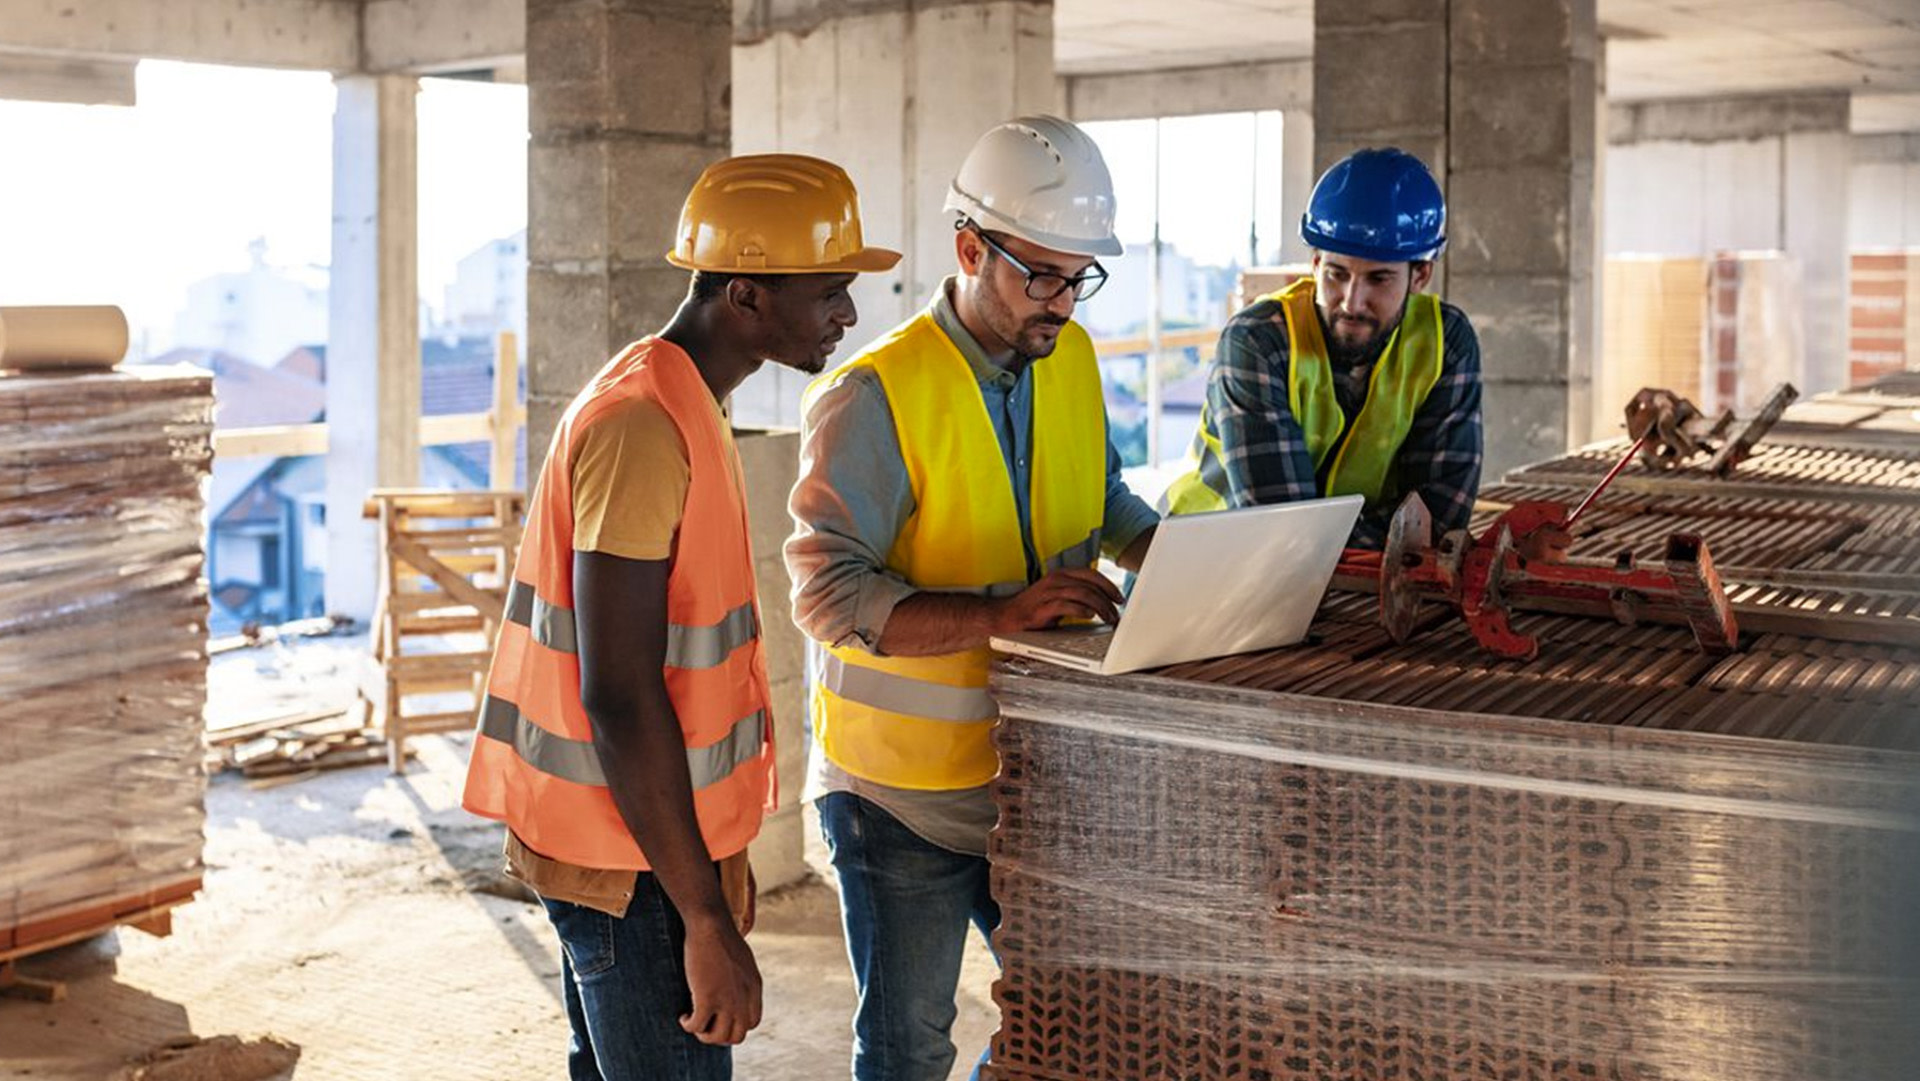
{"left": 944, "top": 115, "right": 1123, "bottom": 258}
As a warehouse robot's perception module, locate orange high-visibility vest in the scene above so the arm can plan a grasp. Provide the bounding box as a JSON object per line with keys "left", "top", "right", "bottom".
{"left": 462, "top": 337, "right": 774, "bottom": 870}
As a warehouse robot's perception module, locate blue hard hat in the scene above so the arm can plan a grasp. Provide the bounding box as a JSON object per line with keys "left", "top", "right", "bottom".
{"left": 1299, "top": 148, "right": 1446, "bottom": 263}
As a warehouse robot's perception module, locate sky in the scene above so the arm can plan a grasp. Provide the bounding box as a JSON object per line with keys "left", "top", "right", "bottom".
{"left": 0, "top": 60, "right": 527, "bottom": 356}
{"left": 0, "top": 60, "right": 1283, "bottom": 359}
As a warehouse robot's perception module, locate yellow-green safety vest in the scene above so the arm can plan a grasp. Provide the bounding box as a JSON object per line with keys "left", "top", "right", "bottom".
{"left": 1164, "top": 277, "right": 1444, "bottom": 516}
{"left": 805, "top": 312, "right": 1108, "bottom": 790}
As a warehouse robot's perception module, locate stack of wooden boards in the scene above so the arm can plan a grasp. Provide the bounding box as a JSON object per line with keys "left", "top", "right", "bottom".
{"left": 204, "top": 707, "right": 404, "bottom": 782}
{"left": 0, "top": 366, "right": 212, "bottom": 961}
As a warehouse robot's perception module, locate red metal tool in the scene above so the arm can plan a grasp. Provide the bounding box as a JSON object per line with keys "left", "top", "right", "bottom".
{"left": 1625, "top": 382, "right": 1799, "bottom": 478}
{"left": 1341, "top": 439, "right": 1741, "bottom": 662}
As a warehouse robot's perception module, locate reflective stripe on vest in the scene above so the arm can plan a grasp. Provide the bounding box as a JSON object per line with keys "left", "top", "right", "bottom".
{"left": 815, "top": 652, "right": 998, "bottom": 723}
{"left": 1163, "top": 278, "right": 1445, "bottom": 517}
{"left": 505, "top": 579, "right": 758, "bottom": 669}
{"left": 478, "top": 695, "right": 767, "bottom": 790}
{"left": 804, "top": 312, "right": 1108, "bottom": 791}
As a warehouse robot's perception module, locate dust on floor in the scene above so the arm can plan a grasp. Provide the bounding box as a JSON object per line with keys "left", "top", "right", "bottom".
{"left": 3, "top": 648, "right": 999, "bottom": 1081}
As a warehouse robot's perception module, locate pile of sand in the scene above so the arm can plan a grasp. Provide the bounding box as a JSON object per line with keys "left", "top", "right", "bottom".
{"left": 117, "top": 1035, "right": 301, "bottom": 1081}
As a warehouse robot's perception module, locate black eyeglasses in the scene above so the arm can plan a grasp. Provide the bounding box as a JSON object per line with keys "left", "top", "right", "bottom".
{"left": 969, "top": 226, "right": 1109, "bottom": 303}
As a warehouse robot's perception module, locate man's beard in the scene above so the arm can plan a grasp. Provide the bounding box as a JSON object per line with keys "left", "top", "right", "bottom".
{"left": 981, "top": 286, "right": 1066, "bottom": 361}
{"left": 1321, "top": 301, "right": 1406, "bottom": 367}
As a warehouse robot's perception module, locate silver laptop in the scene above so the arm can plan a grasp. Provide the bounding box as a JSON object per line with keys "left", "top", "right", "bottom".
{"left": 990, "top": 495, "right": 1363, "bottom": 675}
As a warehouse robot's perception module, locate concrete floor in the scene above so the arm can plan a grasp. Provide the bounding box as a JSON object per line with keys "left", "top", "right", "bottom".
{"left": 1, "top": 642, "right": 998, "bottom": 1080}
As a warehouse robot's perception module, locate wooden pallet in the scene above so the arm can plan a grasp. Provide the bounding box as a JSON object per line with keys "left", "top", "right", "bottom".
{"left": 361, "top": 488, "right": 525, "bottom": 772}
{"left": 0, "top": 877, "right": 202, "bottom": 1000}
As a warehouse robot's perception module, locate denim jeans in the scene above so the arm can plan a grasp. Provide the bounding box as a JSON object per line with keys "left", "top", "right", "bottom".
{"left": 817, "top": 791, "right": 1001, "bottom": 1081}
{"left": 542, "top": 873, "right": 731, "bottom": 1081}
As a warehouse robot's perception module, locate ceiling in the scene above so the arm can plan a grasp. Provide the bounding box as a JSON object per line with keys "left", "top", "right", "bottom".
{"left": 1054, "top": 0, "right": 1920, "bottom": 130}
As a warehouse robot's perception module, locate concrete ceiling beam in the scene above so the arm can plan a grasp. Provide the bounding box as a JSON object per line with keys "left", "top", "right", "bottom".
{"left": 362, "top": 0, "right": 525, "bottom": 77}
{"left": 1063, "top": 57, "right": 1311, "bottom": 123}
{"left": 0, "top": 52, "right": 137, "bottom": 105}
{"left": 0, "top": 0, "right": 531, "bottom": 79}
{"left": 1609, "top": 91, "right": 1851, "bottom": 146}
{"left": 0, "top": 0, "right": 361, "bottom": 71}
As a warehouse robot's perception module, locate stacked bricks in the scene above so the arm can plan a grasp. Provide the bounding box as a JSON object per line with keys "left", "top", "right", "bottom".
{"left": 1849, "top": 251, "right": 1920, "bottom": 386}
{"left": 982, "top": 381, "right": 1920, "bottom": 1079}
{"left": 986, "top": 630, "right": 1920, "bottom": 1080}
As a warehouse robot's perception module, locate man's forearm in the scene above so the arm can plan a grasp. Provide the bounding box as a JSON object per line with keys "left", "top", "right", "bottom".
{"left": 585, "top": 686, "right": 732, "bottom": 930}
{"left": 873, "top": 591, "right": 1002, "bottom": 657}
{"left": 1115, "top": 526, "right": 1155, "bottom": 573}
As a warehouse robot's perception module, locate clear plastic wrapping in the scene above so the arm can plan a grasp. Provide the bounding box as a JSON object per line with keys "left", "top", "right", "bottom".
{"left": 985, "top": 654, "right": 1920, "bottom": 1081}
{"left": 0, "top": 367, "right": 213, "bottom": 947}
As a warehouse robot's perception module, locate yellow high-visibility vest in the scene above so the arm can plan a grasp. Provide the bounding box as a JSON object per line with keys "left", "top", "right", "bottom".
{"left": 1164, "top": 277, "right": 1444, "bottom": 515}
{"left": 806, "top": 312, "right": 1107, "bottom": 790}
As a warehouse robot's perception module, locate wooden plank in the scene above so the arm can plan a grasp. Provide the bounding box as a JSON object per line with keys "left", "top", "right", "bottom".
{"left": 395, "top": 613, "right": 487, "bottom": 635}
{"left": 396, "top": 527, "right": 521, "bottom": 551}
{"left": 0, "top": 880, "right": 200, "bottom": 965}
{"left": 205, "top": 706, "right": 349, "bottom": 746}
{"left": 387, "top": 533, "right": 504, "bottom": 620}
{"left": 398, "top": 551, "right": 503, "bottom": 577}
{"left": 363, "top": 487, "right": 523, "bottom": 514}
{"left": 392, "top": 675, "right": 486, "bottom": 697}
{"left": 0, "top": 961, "right": 67, "bottom": 1003}
{"left": 243, "top": 743, "right": 399, "bottom": 779}
{"left": 388, "top": 650, "right": 491, "bottom": 678}
{"left": 210, "top": 422, "right": 327, "bottom": 459}
{"left": 1091, "top": 326, "right": 1221, "bottom": 357}
{"left": 386, "top": 589, "right": 502, "bottom": 615}
{"left": 211, "top": 411, "right": 512, "bottom": 460}
{"left": 491, "top": 330, "right": 521, "bottom": 490}
{"left": 418, "top": 411, "right": 495, "bottom": 446}
{"left": 394, "top": 709, "right": 479, "bottom": 731}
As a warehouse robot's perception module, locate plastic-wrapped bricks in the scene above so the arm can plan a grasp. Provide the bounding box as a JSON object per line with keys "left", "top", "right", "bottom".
{"left": 0, "top": 366, "right": 212, "bottom": 954}
{"left": 984, "top": 604, "right": 1920, "bottom": 1081}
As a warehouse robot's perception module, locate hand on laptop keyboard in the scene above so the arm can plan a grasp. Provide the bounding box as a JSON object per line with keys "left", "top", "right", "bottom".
{"left": 992, "top": 568, "right": 1124, "bottom": 632}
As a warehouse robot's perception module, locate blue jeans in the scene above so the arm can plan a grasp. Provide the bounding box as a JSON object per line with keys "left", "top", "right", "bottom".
{"left": 542, "top": 874, "right": 731, "bottom": 1081}
{"left": 818, "top": 791, "right": 1000, "bottom": 1081}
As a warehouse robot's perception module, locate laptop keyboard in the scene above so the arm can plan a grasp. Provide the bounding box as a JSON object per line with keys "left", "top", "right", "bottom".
{"left": 1036, "top": 628, "right": 1115, "bottom": 660}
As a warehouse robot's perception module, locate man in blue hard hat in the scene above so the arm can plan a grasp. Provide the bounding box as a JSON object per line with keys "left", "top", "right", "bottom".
{"left": 1162, "top": 147, "right": 1483, "bottom": 548}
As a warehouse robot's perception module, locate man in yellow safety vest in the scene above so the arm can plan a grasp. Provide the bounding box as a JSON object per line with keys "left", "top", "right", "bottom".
{"left": 1162, "top": 147, "right": 1483, "bottom": 548}
{"left": 785, "top": 116, "right": 1159, "bottom": 1081}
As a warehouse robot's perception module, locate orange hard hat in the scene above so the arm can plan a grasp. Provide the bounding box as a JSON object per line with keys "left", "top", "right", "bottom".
{"left": 668, "top": 154, "right": 901, "bottom": 275}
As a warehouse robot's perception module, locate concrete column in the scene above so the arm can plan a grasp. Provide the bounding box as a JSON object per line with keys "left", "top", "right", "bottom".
{"left": 1313, "top": 1, "right": 1449, "bottom": 194}
{"left": 524, "top": 0, "right": 731, "bottom": 469}
{"left": 735, "top": 429, "right": 806, "bottom": 890}
{"left": 1448, "top": 0, "right": 1599, "bottom": 472}
{"left": 1785, "top": 127, "right": 1853, "bottom": 394}
{"left": 1313, "top": 0, "right": 1599, "bottom": 477}
{"left": 1279, "top": 108, "right": 1315, "bottom": 266}
{"left": 326, "top": 74, "right": 421, "bottom": 622}
{"left": 524, "top": 1, "right": 813, "bottom": 889}
{"left": 730, "top": 0, "right": 1056, "bottom": 428}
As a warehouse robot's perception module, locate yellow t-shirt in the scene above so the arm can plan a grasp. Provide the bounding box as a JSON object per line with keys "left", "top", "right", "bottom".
{"left": 569, "top": 393, "right": 735, "bottom": 561}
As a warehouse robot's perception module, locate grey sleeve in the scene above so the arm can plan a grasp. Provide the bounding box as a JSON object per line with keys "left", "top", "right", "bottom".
{"left": 783, "top": 368, "right": 918, "bottom": 654}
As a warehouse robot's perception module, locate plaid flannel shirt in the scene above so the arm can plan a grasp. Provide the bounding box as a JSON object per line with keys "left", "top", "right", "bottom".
{"left": 1194, "top": 293, "right": 1484, "bottom": 548}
